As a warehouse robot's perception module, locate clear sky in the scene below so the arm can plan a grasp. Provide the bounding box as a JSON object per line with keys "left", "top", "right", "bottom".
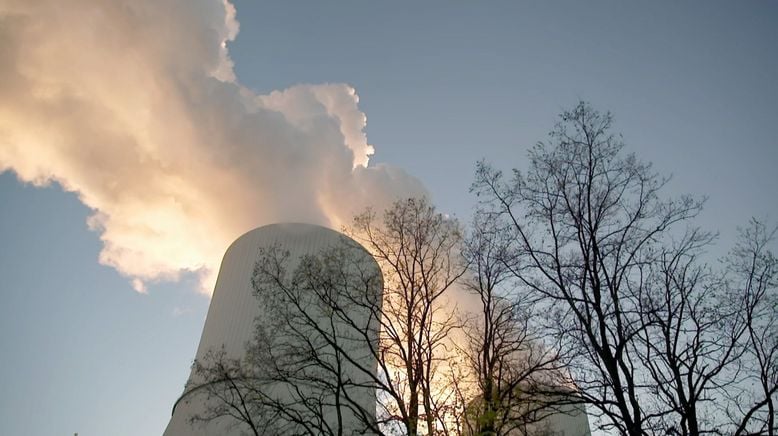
{"left": 0, "top": 1, "right": 776, "bottom": 435}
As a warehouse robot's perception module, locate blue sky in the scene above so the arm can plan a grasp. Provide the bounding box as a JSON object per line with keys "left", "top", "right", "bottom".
{"left": 0, "top": 1, "right": 776, "bottom": 435}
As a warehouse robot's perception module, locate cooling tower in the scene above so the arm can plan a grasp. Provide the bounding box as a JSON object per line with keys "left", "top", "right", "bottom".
{"left": 164, "top": 223, "right": 383, "bottom": 435}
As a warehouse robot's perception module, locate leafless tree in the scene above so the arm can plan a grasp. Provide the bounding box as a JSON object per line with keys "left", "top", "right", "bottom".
{"left": 473, "top": 102, "right": 777, "bottom": 436}
{"left": 190, "top": 198, "right": 468, "bottom": 436}
{"left": 629, "top": 219, "right": 777, "bottom": 436}
{"left": 190, "top": 239, "right": 385, "bottom": 436}
{"left": 347, "top": 197, "right": 468, "bottom": 435}
{"left": 633, "top": 228, "right": 742, "bottom": 436}
{"left": 458, "top": 212, "right": 570, "bottom": 436}
{"left": 726, "top": 219, "right": 777, "bottom": 436}
{"left": 188, "top": 349, "right": 285, "bottom": 436}
{"left": 186, "top": 104, "right": 774, "bottom": 435}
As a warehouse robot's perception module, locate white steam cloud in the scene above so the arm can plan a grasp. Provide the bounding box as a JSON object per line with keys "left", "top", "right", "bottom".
{"left": 0, "top": 0, "right": 425, "bottom": 293}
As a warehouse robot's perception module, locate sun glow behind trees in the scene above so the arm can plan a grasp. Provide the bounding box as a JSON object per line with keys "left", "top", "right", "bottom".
{"left": 186, "top": 103, "right": 775, "bottom": 436}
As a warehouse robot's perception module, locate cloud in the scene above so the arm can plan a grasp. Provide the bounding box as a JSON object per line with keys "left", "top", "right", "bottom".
{"left": 0, "top": 0, "right": 425, "bottom": 293}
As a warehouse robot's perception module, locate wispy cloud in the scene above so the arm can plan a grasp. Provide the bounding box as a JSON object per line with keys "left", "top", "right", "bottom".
{"left": 172, "top": 306, "right": 192, "bottom": 317}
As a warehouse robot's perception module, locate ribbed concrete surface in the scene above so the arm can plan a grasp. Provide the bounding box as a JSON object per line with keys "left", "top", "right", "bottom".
{"left": 164, "top": 223, "right": 381, "bottom": 435}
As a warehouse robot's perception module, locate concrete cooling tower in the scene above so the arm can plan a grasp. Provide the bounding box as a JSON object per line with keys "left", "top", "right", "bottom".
{"left": 164, "top": 223, "right": 383, "bottom": 435}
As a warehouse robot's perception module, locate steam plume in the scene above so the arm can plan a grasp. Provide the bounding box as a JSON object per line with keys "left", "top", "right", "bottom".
{"left": 0, "top": 0, "right": 425, "bottom": 293}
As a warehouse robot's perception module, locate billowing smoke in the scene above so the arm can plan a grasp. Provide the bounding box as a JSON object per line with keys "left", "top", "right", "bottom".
{"left": 0, "top": 0, "right": 425, "bottom": 293}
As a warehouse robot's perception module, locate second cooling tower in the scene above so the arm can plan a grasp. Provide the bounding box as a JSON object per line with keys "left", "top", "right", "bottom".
{"left": 164, "top": 223, "right": 383, "bottom": 435}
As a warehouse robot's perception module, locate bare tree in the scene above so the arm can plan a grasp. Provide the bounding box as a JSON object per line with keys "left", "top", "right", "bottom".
{"left": 633, "top": 229, "right": 743, "bottom": 436}
{"left": 458, "top": 212, "right": 569, "bottom": 436}
{"left": 726, "top": 219, "right": 777, "bottom": 436}
{"left": 190, "top": 239, "right": 385, "bottom": 436}
{"left": 629, "top": 219, "right": 777, "bottom": 436}
{"left": 189, "top": 349, "right": 285, "bottom": 436}
{"left": 190, "top": 198, "right": 468, "bottom": 436}
{"left": 348, "top": 197, "right": 468, "bottom": 435}
{"left": 473, "top": 102, "right": 777, "bottom": 436}
{"left": 186, "top": 104, "right": 775, "bottom": 435}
